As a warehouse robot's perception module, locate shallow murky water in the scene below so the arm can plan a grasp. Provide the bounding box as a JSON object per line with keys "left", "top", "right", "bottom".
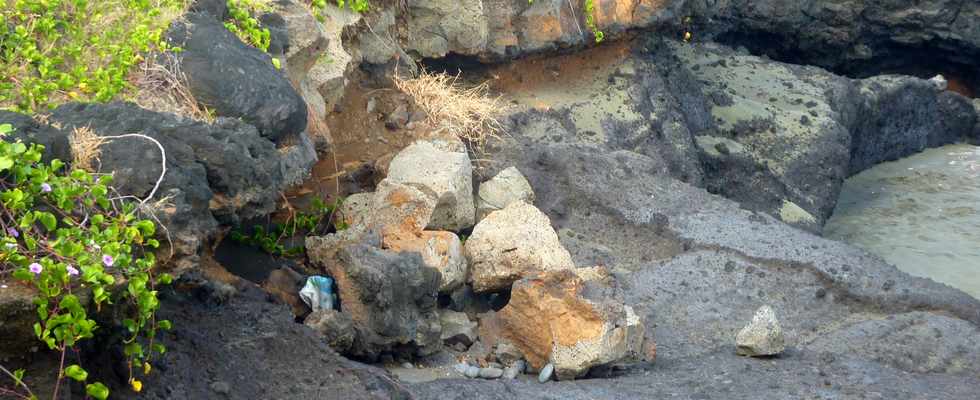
{"left": 825, "top": 144, "right": 980, "bottom": 299}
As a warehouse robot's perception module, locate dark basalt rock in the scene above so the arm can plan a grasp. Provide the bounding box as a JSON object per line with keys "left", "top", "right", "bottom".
{"left": 0, "top": 110, "right": 71, "bottom": 163}
{"left": 0, "top": 102, "right": 304, "bottom": 275}
{"left": 167, "top": 12, "right": 307, "bottom": 142}
{"left": 306, "top": 231, "right": 443, "bottom": 360}
{"left": 131, "top": 281, "right": 413, "bottom": 400}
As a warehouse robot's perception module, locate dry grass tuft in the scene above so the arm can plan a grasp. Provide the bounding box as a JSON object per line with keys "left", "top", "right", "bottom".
{"left": 70, "top": 127, "right": 106, "bottom": 172}
{"left": 131, "top": 52, "right": 214, "bottom": 123}
{"left": 394, "top": 70, "right": 506, "bottom": 151}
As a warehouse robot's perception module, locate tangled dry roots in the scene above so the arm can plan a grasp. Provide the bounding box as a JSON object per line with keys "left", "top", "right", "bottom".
{"left": 394, "top": 70, "right": 505, "bottom": 151}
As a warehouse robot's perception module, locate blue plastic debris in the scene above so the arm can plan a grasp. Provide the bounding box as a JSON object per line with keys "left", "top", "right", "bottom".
{"left": 299, "top": 275, "right": 336, "bottom": 311}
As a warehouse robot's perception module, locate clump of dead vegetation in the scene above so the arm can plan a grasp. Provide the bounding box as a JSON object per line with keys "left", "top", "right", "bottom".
{"left": 394, "top": 70, "right": 506, "bottom": 151}
{"left": 131, "top": 53, "right": 215, "bottom": 123}
{"left": 69, "top": 126, "right": 107, "bottom": 172}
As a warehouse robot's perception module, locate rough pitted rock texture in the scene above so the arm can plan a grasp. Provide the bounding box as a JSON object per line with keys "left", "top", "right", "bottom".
{"left": 498, "top": 37, "right": 977, "bottom": 231}
{"left": 475, "top": 166, "right": 535, "bottom": 221}
{"left": 735, "top": 305, "right": 785, "bottom": 356}
{"left": 167, "top": 12, "right": 307, "bottom": 142}
{"left": 465, "top": 201, "right": 575, "bottom": 293}
{"left": 409, "top": 135, "right": 980, "bottom": 398}
{"left": 848, "top": 75, "right": 977, "bottom": 174}
{"left": 0, "top": 285, "right": 37, "bottom": 362}
{"left": 0, "top": 102, "right": 310, "bottom": 274}
{"left": 387, "top": 230, "right": 467, "bottom": 293}
{"left": 129, "top": 282, "right": 412, "bottom": 400}
{"left": 384, "top": 137, "right": 475, "bottom": 231}
{"left": 305, "top": 308, "right": 358, "bottom": 354}
{"left": 698, "top": 0, "right": 980, "bottom": 79}
{"left": 306, "top": 231, "right": 443, "bottom": 359}
{"left": 497, "top": 267, "right": 646, "bottom": 380}
{"left": 440, "top": 309, "right": 479, "bottom": 347}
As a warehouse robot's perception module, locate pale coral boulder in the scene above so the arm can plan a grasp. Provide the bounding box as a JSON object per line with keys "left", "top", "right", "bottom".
{"left": 464, "top": 201, "right": 575, "bottom": 292}
{"left": 384, "top": 136, "right": 475, "bottom": 231}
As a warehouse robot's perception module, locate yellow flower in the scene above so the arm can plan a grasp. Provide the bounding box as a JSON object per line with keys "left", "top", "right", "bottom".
{"left": 143, "top": 362, "right": 152, "bottom": 375}
{"left": 683, "top": 31, "right": 693, "bottom": 42}
{"left": 130, "top": 378, "right": 143, "bottom": 393}
{"left": 68, "top": 91, "right": 80, "bottom": 99}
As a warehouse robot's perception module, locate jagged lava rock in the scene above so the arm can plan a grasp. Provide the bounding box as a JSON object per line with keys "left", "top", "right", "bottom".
{"left": 306, "top": 231, "right": 443, "bottom": 359}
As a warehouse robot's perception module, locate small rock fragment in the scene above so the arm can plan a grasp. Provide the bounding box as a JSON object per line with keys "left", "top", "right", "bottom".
{"left": 479, "top": 367, "right": 504, "bottom": 379}
{"left": 464, "top": 366, "right": 481, "bottom": 378}
{"left": 439, "top": 309, "right": 478, "bottom": 347}
{"left": 538, "top": 363, "right": 554, "bottom": 383}
{"left": 476, "top": 167, "right": 535, "bottom": 221}
{"left": 736, "top": 305, "right": 785, "bottom": 356}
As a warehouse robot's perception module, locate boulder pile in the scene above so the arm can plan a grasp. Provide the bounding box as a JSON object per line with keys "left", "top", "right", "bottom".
{"left": 303, "top": 135, "right": 650, "bottom": 378}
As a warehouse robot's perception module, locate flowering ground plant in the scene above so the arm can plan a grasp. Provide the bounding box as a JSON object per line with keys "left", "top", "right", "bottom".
{"left": 0, "top": 123, "right": 171, "bottom": 399}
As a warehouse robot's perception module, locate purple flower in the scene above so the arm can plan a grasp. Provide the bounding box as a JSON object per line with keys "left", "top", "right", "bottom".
{"left": 6, "top": 228, "right": 18, "bottom": 238}
{"left": 40, "top": 182, "right": 52, "bottom": 193}
{"left": 66, "top": 265, "right": 79, "bottom": 276}
{"left": 102, "top": 254, "right": 114, "bottom": 267}
{"left": 29, "top": 263, "right": 42, "bottom": 275}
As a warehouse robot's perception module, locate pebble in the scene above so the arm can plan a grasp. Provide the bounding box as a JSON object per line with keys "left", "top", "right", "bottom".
{"left": 479, "top": 367, "right": 504, "bottom": 379}
{"left": 454, "top": 363, "right": 469, "bottom": 375}
{"left": 502, "top": 366, "right": 520, "bottom": 379}
{"left": 210, "top": 381, "right": 231, "bottom": 394}
{"left": 401, "top": 362, "right": 414, "bottom": 369}
{"left": 538, "top": 363, "right": 554, "bottom": 383}
{"left": 464, "top": 366, "right": 480, "bottom": 378}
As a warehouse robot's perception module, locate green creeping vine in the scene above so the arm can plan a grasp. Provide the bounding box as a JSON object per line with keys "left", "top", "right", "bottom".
{"left": 224, "top": 0, "right": 272, "bottom": 52}
{"left": 0, "top": 0, "right": 189, "bottom": 113}
{"left": 0, "top": 124, "right": 170, "bottom": 399}
{"left": 529, "top": 0, "right": 604, "bottom": 43}
{"left": 583, "top": 0, "right": 604, "bottom": 43}
{"left": 230, "top": 196, "right": 345, "bottom": 257}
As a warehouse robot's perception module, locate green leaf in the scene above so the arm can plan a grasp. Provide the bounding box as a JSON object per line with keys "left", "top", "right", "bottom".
{"left": 13, "top": 368, "right": 24, "bottom": 381}
{"left": 0, "top": 156, "right": 13, "bottom": 171}
{"left": 158, "top": 319, "right": 172, "bottom": 330}
{"left": 158, "top": 273, "right": 173, "bottom": 285}
{"left": 0, "top": 123, "right": 12, "bottom": 136}
{"left": 64, "top": 364, "right": 88, "bottom": 381}
{"left": 152, "top": 343, "right": 167, "bottom": 355}
{"left": 86, "top": 382, "right": 110, "bottom": 400}
{"left": 37, "top": 211, "right": 57, "bottom": 231}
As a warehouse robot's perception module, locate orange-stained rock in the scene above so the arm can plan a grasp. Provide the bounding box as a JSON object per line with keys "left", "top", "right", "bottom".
{"left": 386, "top": 230, "right": 467, "bottom": 293}
{"left": 497, "top": 267, "right": 646, "bottom": 379}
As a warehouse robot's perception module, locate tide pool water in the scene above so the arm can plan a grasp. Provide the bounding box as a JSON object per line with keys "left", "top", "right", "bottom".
{"left": 825, "top": 144, "right": 980, "bottom": 299}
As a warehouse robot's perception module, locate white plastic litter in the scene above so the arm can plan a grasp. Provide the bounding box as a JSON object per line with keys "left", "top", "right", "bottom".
{"left": 299, "top": 275, "right": 336, "bottom": 312}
